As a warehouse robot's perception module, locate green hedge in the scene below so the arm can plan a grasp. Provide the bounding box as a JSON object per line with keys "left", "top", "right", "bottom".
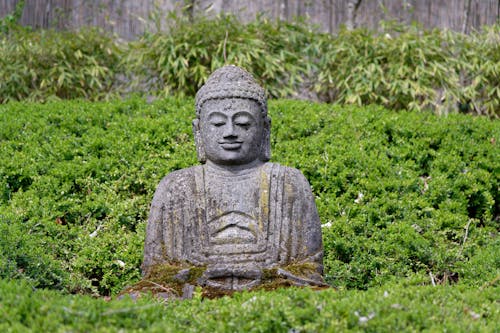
{"left": 0, "top": 98, "right": 497, "bottom": 295}
{"left": 1, "top": 278, "right": 498, "bottom": 332}
{"left": 273, "top": 100, "right": 499, "bottom": 289}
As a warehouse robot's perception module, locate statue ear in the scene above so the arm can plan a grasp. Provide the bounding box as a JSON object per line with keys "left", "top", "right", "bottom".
{"left": 192, "top": 119, "right": 207, "bottom": 163}
{"left": 260, "top": 116, "right": 271, "bottom": 161}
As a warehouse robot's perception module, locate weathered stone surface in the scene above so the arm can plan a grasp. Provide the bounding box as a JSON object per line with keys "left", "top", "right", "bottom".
{"left": 139, "top": 65, "right": 326, "bottom": 298}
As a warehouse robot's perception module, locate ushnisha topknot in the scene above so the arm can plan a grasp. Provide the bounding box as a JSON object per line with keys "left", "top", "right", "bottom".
{"left": 195, "top": 65, "right": 267, "bottom": 117}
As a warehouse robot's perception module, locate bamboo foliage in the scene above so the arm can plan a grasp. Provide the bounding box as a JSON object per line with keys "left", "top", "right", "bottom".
{"left": 125, "top": 14, "right": 313, "bottom": 99}
{"left": 1, "top": 14, "right": 498, "bottom": 117}
{"left": 0, "top": 27, "right": 123, "bottom": 102}
{"left": 125, "top": 16, "right": 500, "bottom": 117}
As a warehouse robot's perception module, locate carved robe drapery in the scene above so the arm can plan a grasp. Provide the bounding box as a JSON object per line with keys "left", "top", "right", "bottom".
{"left": 143, "top": 162, "right": 323, "bottom": 289}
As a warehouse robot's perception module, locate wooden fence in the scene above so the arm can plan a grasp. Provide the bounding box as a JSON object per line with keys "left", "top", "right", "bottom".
{"left": 1, "top": 0, "right": 499, "bottom": 39}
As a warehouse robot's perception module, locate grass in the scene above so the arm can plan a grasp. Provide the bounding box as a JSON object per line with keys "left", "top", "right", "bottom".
{"left": 1, "top": 278, "right": 498, "bottom": 332}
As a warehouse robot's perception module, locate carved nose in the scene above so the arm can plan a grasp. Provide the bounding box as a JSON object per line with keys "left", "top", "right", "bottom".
{"left": 223, "top": 121, "right": 237, "bottom": 138}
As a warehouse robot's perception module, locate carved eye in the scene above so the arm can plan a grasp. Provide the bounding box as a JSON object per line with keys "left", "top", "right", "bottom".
{"left": 234, "top": 114, "right": 252, "bottom": 129}
{"left": 208, "top": 113, "right": 227, "bottom": 127}
{"left": 235, "top": 121, "right": 250, "bottom": 129}
{"left": 211, "top": 121, "right": 225, "bottom": 127}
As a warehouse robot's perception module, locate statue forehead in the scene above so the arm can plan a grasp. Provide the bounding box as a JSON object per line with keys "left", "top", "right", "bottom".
{"left": 195, "top": 65, "right": 268, "bottom": 118}
{"left": 199, "top": 98, "right": 262, "bottom": 117}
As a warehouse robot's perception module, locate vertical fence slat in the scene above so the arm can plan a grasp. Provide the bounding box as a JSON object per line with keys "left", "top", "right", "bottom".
{"left": 1, "top": 0, "right": 498, "bottom": 39}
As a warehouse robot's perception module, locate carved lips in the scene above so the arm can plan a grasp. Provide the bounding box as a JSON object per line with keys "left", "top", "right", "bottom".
{"left": 219, "top": 141, "right": 243, "bottom": 150}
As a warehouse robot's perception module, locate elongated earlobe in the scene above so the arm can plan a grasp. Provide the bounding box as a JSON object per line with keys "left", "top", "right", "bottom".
{"left": 260, "top": 117, "right": 271, "bottom": 161}
{"left": 192, "top": 119, "right": 207, "bottom": 163}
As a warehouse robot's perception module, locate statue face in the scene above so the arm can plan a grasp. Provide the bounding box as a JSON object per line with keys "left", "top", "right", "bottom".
{"left": 199, "top": 98, "right": 263, "bottom": 166}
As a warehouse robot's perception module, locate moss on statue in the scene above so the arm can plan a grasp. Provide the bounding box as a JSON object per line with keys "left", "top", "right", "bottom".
{"left": 119, "top": 262, "right": 206, "bottom": 299}
{"left": 120, "top": 261, "right": 328, "bottom": 300}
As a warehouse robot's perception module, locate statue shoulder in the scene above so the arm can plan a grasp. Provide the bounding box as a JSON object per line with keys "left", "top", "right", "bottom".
{"left": 152, "top": 165, "right": 202, "bottom": 199}
{"left": 158, "top": 165, "right": 200, "bottom": 185}
{"left": 265, "top": 162, "right": 312, "bottom": 188}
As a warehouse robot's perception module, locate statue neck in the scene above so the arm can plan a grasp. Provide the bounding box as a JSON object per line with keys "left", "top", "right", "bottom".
{"left": 204, "top": 159, "right": 264, "bottom": 176}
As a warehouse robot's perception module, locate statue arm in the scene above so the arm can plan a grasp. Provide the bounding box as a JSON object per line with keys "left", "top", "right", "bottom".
{"left": 296, "top": 169, "right": 323, "bottom": 271}
{"left": 282, "top": 167, "right": 325, "bottom": 285}
{"left": 142, "top": 177, "right": 169, "bottom": 276}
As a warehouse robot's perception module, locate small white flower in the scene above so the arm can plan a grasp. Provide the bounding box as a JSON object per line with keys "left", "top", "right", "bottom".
{"left": 89, "top": 223, "right": 103, "bottom": 238}
{"left": 115, "top": 260, "right": 125, "bottom": 268}
{"left": 355, "top": 311, "right": 376, "bottom": 325}
{"left": 321, "top": 222, "right": 333, "bottom": 228}
{"left": 354, "top": 192, "right": 364, "bottom": 204}
{"left": 242, "top": 296, "right": 257, "bottom": 307}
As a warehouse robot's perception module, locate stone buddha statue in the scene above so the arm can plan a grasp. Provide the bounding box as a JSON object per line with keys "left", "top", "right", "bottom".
{"left": 141, "top": 65, "right": 325, "bottom": 296}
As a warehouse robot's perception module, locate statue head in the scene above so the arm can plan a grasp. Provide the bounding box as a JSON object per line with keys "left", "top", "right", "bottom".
{"left": 193, "top": 65, "right": 271, "bottom": 165}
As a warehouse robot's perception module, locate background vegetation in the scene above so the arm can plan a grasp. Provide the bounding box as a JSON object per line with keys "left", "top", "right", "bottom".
{"left": 0, "top": 98, "right": 498, "bottom": 330}
{"left": 1, "top": 15, "right": 499, "bottom": 117}
{"left": 0, "top": 27, "right": 122, "bottom": 102}
{"left": 0, "top": 10, "right": 499, "bottom": 332}
{"left": 1, "top": 98, "right": 498, "bottom": 293}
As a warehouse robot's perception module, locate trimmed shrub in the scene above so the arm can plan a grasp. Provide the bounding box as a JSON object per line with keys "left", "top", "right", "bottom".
{"left": 0, "top": 278, "right": 498, "bottom": 332}
{"left": 0, "top": 98, "right": 497, "bottom": 294}
{"left": 271, "top": 100, "right": 499, "bottom": 288}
